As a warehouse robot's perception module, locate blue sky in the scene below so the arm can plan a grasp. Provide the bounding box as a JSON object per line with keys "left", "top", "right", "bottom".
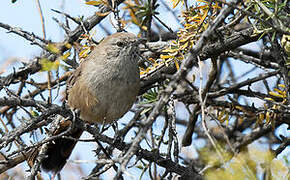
{"left": 0, "top": 1, "right": 183, "bottom": 179}
{"left": 0, "top": 0, "right": 289, "bottom": 179}
{"left": 0, "top": 1, "right": 118, "bottom": 179}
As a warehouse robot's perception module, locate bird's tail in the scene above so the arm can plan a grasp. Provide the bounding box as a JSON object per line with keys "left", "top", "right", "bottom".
{"left": 28, "top": 120, "right": 83, "bottom": 173}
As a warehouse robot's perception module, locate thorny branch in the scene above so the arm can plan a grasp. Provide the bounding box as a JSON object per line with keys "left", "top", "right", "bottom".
{"left": 0, "top": 0, "right": 289, "bottom": 179}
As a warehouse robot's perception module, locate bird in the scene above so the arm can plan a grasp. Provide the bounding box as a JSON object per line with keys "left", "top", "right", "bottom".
{"left": 28, "top": 32, "right": 141, "bottom": 173}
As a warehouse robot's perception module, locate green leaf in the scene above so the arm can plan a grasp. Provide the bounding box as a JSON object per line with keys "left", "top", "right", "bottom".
{"left": 142, "top": 88, "right": 158, "bottom": 103}
{"left": 40, "top": 58, "right": 60, "bottom": 71}
{"left": 46, "top": 44, "right": 61, "bottom": 54}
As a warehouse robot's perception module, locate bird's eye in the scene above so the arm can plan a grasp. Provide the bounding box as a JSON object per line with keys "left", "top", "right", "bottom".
{"left": 116, "top": 41, "right": 124, "bottom": 47}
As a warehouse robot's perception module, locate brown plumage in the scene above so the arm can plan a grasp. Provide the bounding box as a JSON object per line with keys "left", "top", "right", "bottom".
{"left": 28, "top": 32, "right": 140, "bottom": 173}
